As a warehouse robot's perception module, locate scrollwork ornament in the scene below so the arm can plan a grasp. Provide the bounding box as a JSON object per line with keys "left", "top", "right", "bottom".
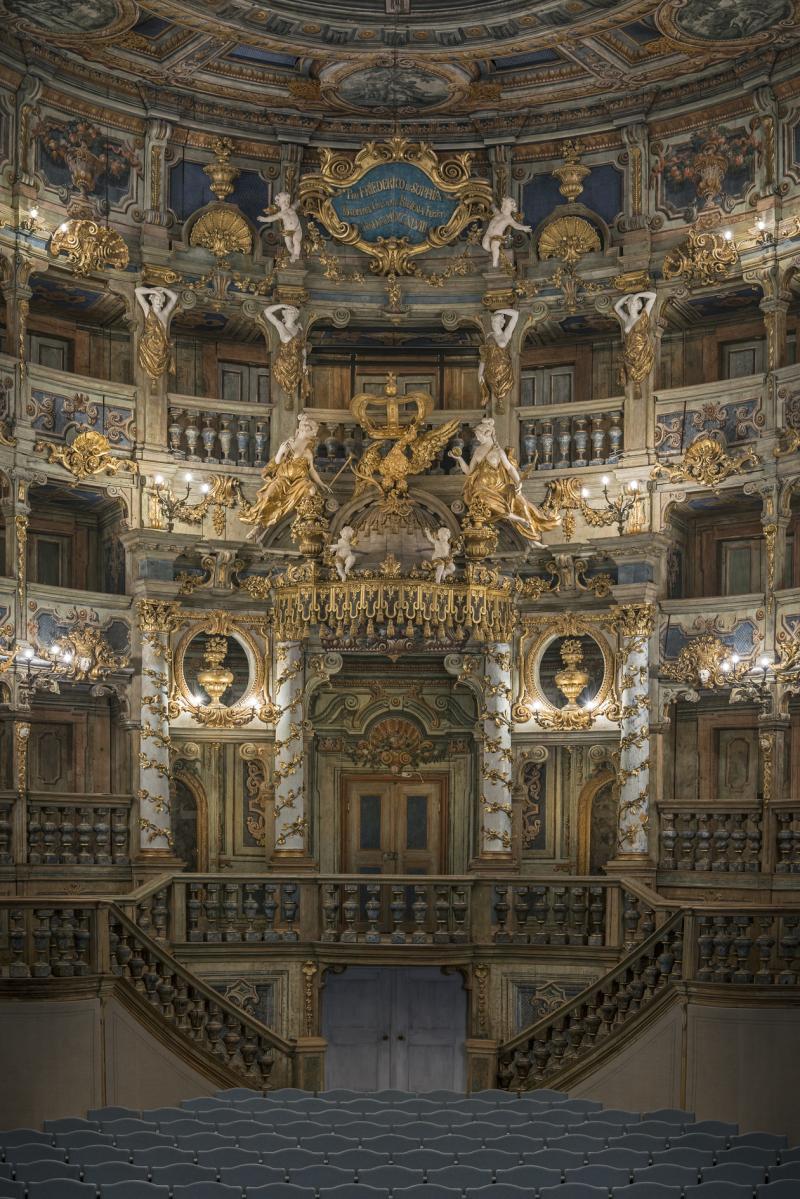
{"left": 651, "top": 433, "right": 759, "bottom": 493}
{"left": 49, "top": 219, "right": 129, "bottom": 276}
{"left": 35, "top": 431, "right": 139, "bottom": 484}
{"left": 661, "top": 229, "right": 739, "bottom": 287}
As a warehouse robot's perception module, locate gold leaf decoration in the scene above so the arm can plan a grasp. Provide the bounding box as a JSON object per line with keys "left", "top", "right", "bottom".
{"left": 538, "top": 215, "right": 600, "bottom": 267}
{"left": 49, "top": 219, "right": 129, "bottom": 276}
{"left": 662, "top": 228, "right": 739, "bottom": 287}
{"left": 35, "top": 430, "right": 139, "bottom": 484}
{"left": 189, "top": 204, "right": 252, "bottom": 261}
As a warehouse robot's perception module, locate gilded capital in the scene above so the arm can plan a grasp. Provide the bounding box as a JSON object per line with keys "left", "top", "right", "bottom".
{"left": 136, "top": 598, "right": 182, "bottom": 634}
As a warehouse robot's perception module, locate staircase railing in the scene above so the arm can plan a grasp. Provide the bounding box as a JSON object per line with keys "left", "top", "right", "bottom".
{"left": 0, "top": 898, "right": 296, "bottom": 1089}
{"left": 496, "top": 903, "right": 800, "bottom": 1091}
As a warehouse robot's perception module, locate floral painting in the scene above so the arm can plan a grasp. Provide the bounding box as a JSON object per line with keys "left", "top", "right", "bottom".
{"left": 652, "top": 124, "right": 760, "bottom": 215}
{"left": 35, "top": 117, "right": 141, "bottom": 204}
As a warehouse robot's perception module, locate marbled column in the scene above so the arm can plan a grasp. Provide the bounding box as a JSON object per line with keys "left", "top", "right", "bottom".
{"left": 136, "top": 600, "right": 178, "bottom": 854}
{"left": 480, "top": 643, "right": 514, "bottom": 858}
{"left": 273, "top": 640, "right": 307, "bottom": 857}
{"left": 617, "top": 605, "right": 655, "bottom": 857}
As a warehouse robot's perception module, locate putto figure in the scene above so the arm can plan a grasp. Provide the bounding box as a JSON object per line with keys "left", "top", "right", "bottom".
{"left": 614, "top": 291, "right": 657, "bottom": 387}
{"left": 482, "top": 197, "right": 532, "bottom": 269}
{"left": 451, "top": 417, "right": 559, "bottom": 546}
{"left": 263, "top": 302, "right": 309, "bottom": 400}
{"left": 135, "top": 285, "right": 178, "bottom": 380}
{"left": 240, "top": 412, "right": 328, "bottom": 534}
{"left": 425, "top": 526, "right": 456, "bottom": 584}
{"left": 330, "top": 525, "right": 359, "bottom": 581}
{"left": 479, "top": 307, "right": 519, "bottom": 411}
{"left": 258, "top": 192, "right": 304, "bottom": 263}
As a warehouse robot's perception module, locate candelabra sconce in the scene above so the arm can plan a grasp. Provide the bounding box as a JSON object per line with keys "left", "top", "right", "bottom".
{"left": 150, "top": 472, "right": 211, "bottom": 532}
{"left": 727, "top": 654, "right": 781, "bottom": 715}
{"left": 19, "top": 206, "right": 44, "bottom": 235}
{"left": 753, "top": 217, "right": 776, "bottom": 247}
{"left": 579, "top": 476, "right": 644, "bottom": 537}
{"left": 17, "top": 644, "right": 64, "bottom": 704}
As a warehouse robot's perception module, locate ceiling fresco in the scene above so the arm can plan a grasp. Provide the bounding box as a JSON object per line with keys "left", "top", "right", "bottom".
{"left": 1, "top": 0, "right": 799, "bottom": 135}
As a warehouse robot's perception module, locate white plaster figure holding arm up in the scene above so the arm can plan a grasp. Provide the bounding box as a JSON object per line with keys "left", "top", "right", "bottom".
{"left": 482, "top": 197, "right": 532, "bottom": 269}
{"left": 258, "top": 192, "right": 304, "bottom": 263}
{"left": 424, "top": 526, "right": 456, "bottom": 584}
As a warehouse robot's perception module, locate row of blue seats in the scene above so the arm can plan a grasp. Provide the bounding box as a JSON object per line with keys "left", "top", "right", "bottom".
{"left": 0, "top": 1176, "right": 799, "bottom": 1199}
{"left": 4, "top": 1156, "right": 800, "bottom": 1187}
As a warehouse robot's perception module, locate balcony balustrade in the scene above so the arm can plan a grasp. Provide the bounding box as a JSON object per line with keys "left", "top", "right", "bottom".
{"left": 658, "top": 807, "right": 763, "bottom": 872}
{"left": 167, "top": 398, "right": 271, "bottom": 468}
{"left": 518, "top": 400, "right": 623, "bottom": 471}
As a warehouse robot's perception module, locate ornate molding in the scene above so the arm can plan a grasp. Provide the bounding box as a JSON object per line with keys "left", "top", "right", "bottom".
{"left": 35, "top": 431, "right": 139, "bottom": 484}
{"left": 49, "top": 219, "right": 129, "bottom": 276}
{"left": 662, "top": 228, "right": 739, "bottom": 287}
{"left": 651, "top": 433, "right": 759, "bottom": 492}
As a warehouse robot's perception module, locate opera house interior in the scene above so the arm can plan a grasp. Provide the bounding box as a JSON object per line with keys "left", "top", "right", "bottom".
{"left": 1, "top": 0, "right": 800, "bottom": 1194}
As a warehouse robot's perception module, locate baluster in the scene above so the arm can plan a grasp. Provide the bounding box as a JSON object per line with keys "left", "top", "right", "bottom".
{"left": 205, "top": 1002, "right": 225, "bottom": 1056}
{"left": 222, "top": 1013, "right": 242, "bottom": 1064}
{"left": 28, "top": 805, "right": 43, "bottom": 864}
{"left": 493, "top": 884, "right": 511, "bottom": 944}
{"left": 711, "top": 815, "right": 730, "bottom": 871}
{"left": 389, "top": 884, "right": 407, "bottom": 944}
{"left": 73, "top": 908, "right": 91, "bottom": 975}
{"left": 660, "top": 811, "right": 677, "bottom": 869}
{"left": 173, "top": 982, "right": 191, "bottom": 1033}
{"left": 573, "top": 417, "right": 589, "bottom": 468}
{"left": 411, "top": 885, "right": 429, "bottom": 944}
{"left": 94, "top": 807, "right": 111, "bottom": 865}
{"left": 59, "top": 807, "right": 77, "bottom": 864}
{"left": 639, "top": 905, "right": 656, "bottom": 942}
{"left": 223, "top": 883, "right": 241, "bottom": 942}
{"left": 538, "top": 419, "right": 554, "bottom": 469}
{"left": 621, "top": 891, "right": 641, "bottom": 948}
{"left": 74, "top": 807, "right": 93, "bottom": 864}
{"left": 110, "top": 808, "right": 128, "bottom": 863}
{"left": 128, "top": 936, "right": 146, "bottom": 990}
{"left": 32, "top": 908, "right": 54, "bottom": 977}
{"left": 219, "top": 415, "right": 234, "bottom": 465}
{"left": 732, "top": 914, "right": 754, "bottom": 983}
{"left": 521, "top": 421, "right": 537, "bottom": 466}
{"left": 695, "top": 915, "right": 715, "bottom": 981}
{"left": 792, "top": 813, "right": 800, "bottom": 871}
{"left": 243, "top": 883, "right": 260, "bottom": 942}
{"left": 142, "top": 951, "right": 160, "bottom": 1006}
{"left": 590, "top": 414, "right": 606, "bottom": 465}
{"left": 588, "top": 887, "right": 605, "bottom": 946}
{"left": 711, "top": 915, "right": 733, "bottom": 982}
{"left": 512, "top": 886, "right": 530, "bottom": 945}
{"left": 747, "top": 816, "right": 763, "bottom": 872}
{"left": 254, "top": 421, "right": 267, "bottom": 467}
{"left": 52, "top": 909, "right": 77, "bottom": 977}
{"left": 281, "top": 883, "right": 299, "bottom": 941}
{"left": 755, "top": 915, "right": 776, "bottom": 984}
{"left": 137, "top": 896, "right": 154, "bottom": 938}
{"left": 187, "top": 883, "right": 204, "bottom": 942}
{"left": 778, "top": 916, "right": 799, "bottom": 985}
{"left": 42, "top": 807, "right": 58, "bottom": 864}
{"left": 262, "top": 884, "right": 279, "bottom": 942}
{"left": 168, "top": 407, "right": 184, "bottom": 458}
{"left": 340, "top": 884, "right": 359, "bottom": 943}
{"left": 569, "top": 887, "right": 587, "bottom": 945}
{"left": 607, "top": 410, "right": 623, "bottom": 461}
{"left": 531, "top": 886, "right": 549, "bottom": 944}
{"left": 451, "top": 885, "right": 468, "bottom": 944}
{"left": 0, "top": 803, "right": 13, "bottom": 865}
{"left": 321, "top": 883, "right": 341, "bottom": 943}
{"left": 677, "top": 813, "right": 696, "bottom": 870}
{"left": 205, "top": 883, "right": 222, "bottom": 943}
{"left": 364, "top": 883, "right": 382, "bottom": 944}
{"left": 556, "top": 418, "right": 571, "bottom": 468}
{"left": 112, "top": 926, "right": 132, "bottom": 975}
{"left": 152, "top": 888, "right": 169, "bottom": 943}
{"left": 551, "top": 887, "right": 568, "bottom": 945}
{"left": 236, "top": 418, "right": 250, "bottom": 466}
{"left": 433, "top": 884, "right": 451, "bottom": 945}
{"left": 695, "top": 813, "right": 712, "bottom": 871}
{"left": 8, "top": 909, "right": 30, "bottom": 978}
{"left": 775, "top": 812, "right": 793, "bottom": 872}
{"left": 184, "top": 411, "right": 201, "bottom": 460}
{"left": 669, "top": 925, "right": 684, "bottom": 983}
{"left": 729, "top": 813, "right": 747, "bottom": 872}
{"left": 156, "top": 965, "right": 176, "bottom": 1017}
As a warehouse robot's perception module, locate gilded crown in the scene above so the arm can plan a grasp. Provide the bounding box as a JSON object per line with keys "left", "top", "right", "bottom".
{"left": 350, "top": 371, "right": 431, "bottom": 440}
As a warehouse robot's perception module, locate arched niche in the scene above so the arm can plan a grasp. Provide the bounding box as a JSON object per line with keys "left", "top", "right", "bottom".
{"left": 172, "top": 771, "right": 209, "bottom": 872}
{"left": 577, "top": 769, "right": 617, "bottom": 874}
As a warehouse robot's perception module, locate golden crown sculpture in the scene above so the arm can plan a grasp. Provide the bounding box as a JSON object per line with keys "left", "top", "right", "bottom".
{"left": 350, "top": 372, "right": 432, "bottom": 440}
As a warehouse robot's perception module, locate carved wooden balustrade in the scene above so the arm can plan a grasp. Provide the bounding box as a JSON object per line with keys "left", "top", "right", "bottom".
{"left": 0, "top": 793, "right": 134, "bottom": 866}
{"left": 120, "top": 874, "right": 635, "bottom": 949}
{"left": 658, "top": 804, "right": 763, "bottom": 873}
{"left": 0, "top": 899, "right": 297, "bottom": 1087}
{"left": 497, "top": 901, "right": 800, "bottom": 1091}
{"left": 775, "top": 805, "right": 800, "bottom": 873}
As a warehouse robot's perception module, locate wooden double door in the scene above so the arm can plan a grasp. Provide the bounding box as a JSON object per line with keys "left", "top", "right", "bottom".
{"left": 322, "top": 966, "right": 467, "bottom": 1091}
{"left": 342, "top": 775, "right": 445, "bottom": 874}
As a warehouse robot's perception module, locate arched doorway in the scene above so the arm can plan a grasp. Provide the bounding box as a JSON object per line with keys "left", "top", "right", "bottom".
{"left": 172, "top": 773, "right": 208, "bottom": 871}
{"left": 577, "top": 770, "right": 617, "bottom": 874}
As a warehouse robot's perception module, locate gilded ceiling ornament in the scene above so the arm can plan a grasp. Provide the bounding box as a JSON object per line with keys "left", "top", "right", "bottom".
{"left": 349, "top": 718, "right": 438, "bottom": 772}
{"left": 552, "top": 139, "right": 589, "bottom": 202}
{"left": 661, "top": 228, "right": 739, "bottom": 286}
{"left": 45, "top": 624, "right": 129, "bottom": 683}
{"left": 34, "top": 431, "right": 139, "bottom": 484}
{"left": 298, "top": 137, "right": 493, "bottom": 276}
{"left": 538, "top": 215, "right": 600, "bottom": 268}
{"left": 651, "top": 433, "right": 759, "bottom": 492}
{"left": 49, "top": 218, "right": 129, "bottom": 276}
{"left": 204, "top": 137, "right": 240, "bottom": 201}
{"left": 189, "top": 204, "right": 252, "bottom": 261}
{"left": 661, "top": 633, "right": 747, "bottom": 690}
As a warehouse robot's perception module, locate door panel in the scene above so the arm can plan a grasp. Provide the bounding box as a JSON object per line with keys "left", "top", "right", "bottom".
{"left": 343, "top": 776, "right": 444, "bottom": 874}
{"left": 323, "top": 967, "right": 466, "bottom": 1092}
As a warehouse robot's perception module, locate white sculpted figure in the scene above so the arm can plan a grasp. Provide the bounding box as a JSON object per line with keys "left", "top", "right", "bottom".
{"left": 258, "top": 192, "right": 304, "bottom": 263}
{"left": 425, "top": 526, "right": 456, "bottom": 585}
{"left": 263, "top": 303, "right": 308, "bottom": 397}
{"left": 482, "top": 197, "right": 532, "bottom": 269}
{"left": 331, "top": 525, "right": 358, "bottom": 581}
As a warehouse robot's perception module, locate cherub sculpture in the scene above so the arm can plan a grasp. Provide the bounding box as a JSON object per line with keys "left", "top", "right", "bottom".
{"left": 258, "top": 192, "right": 304, "bottom": 263}
{"left": 482, "top": 197, "right": 532, "bottom": 269}
{"left": 135, "top": 285, "right": 178, "bottom": 380}
{"left": 451, "top": 417, "right": 559, "bottom": 546}
{"left": 425, "top": 526, "right": 456, "bottom": 584}
{"left": 330, "top": 525, "right": 358, "bottom": 581}
{"left": 479, "top": 307, "right": 519, "bottom": 411}
{"left": 240, "top": 412, "right": 328, "bottom": 535}
{"left": 614, "top": 291, "right": 657, "bottom": 387}
{"left": 263, "top": 303, "right": 308, "bottom": 398}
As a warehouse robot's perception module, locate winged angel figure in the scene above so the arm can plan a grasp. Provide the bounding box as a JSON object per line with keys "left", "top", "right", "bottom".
{"left": 353, "top": 418, "right": 462, "bottom": 505}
